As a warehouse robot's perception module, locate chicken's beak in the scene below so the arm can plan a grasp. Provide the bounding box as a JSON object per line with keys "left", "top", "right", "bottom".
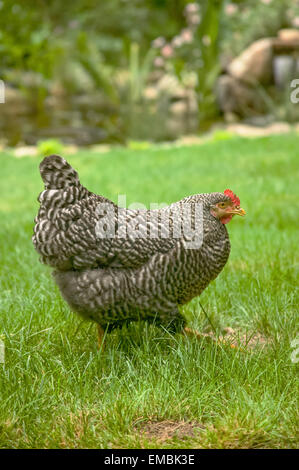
{"left": 229, "top": 207, "right": 246, "bottom": 216}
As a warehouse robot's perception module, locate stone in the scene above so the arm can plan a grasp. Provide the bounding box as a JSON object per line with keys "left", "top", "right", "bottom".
{"left": 89, "top": 144, "right": 112, "bottom": 154}
{"left": 156, "top": 74, "right": 180, "bottom": 94}
{"left": 223, "top": 112, "right": 239, "bottom": 123}
{"left": 225, "top": 122, "right": 291, "bottom": 137}
{"left": 170, "top": 101, "right": 188, "bottom": 116}
{"left": 278, "top": 29, "right": 299, "bottom": 42}
{"left": 216, "top": 74, "right": 266, "bottom": 116}
{"left": 143, "top": 86, "right": 158, "bottom": 101}
{"left": 64, "top": 145, "right": 79, "bottom": 155}
{"left": 14, "top": 146, "right": 38, "bottom": 157}
{"left": 243, "top": 114, "right": 275, "bottom": 127}
{"left": 227, "top": 38, "right": 273, "bottom": 85}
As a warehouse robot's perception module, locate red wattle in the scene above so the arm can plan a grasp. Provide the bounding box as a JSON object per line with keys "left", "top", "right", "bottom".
{"left": 221, "top": 215, "right": 233, "bottom": 224}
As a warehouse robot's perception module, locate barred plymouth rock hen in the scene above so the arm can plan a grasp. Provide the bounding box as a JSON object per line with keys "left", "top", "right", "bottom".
{"left": 32, "top": 155, "right": 245, "bottom": 345}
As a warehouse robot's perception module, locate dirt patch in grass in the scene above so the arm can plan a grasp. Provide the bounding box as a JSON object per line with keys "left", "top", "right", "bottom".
{"left": 221, "top": 327, "right": 270, "bottom": 350}
{"left": 197, "top": 327, "right": 271, "bottom": 351}
{"left": 136, "top": 420, "right": 205, "bottom": 443}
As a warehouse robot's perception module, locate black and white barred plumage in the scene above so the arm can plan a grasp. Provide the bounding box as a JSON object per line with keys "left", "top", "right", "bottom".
{"left": 33, "top": 155, "right": 232, "bottom": 333}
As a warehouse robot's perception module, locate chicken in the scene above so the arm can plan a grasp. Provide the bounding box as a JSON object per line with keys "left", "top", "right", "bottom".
{"left": 32, "top": 155, "right": 245, "bottom": 345}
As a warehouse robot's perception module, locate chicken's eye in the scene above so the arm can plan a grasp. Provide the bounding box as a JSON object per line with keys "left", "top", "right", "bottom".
{"left": 219, "top": 202, "right": 226, "bottom": 208}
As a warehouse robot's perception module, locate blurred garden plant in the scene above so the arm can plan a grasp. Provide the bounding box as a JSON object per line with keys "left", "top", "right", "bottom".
{"left": 151, "top": 1, "right": 224, "bottom": 126}
{"left": 37, "top": 139, "right": 65, "bottom": 157}
{"left": 0, "top": 0, "right": 299, "bottom": 143}
{"left": 221, "top": 0, "right": 299, "bottom": 58}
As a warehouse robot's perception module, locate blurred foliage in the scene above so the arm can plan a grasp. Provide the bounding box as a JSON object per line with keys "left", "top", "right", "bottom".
{"left": 211, "top": 129, "right": 235, "bottom": 141}
{"left": 37, "top": 139, "right": 65, "bottom": 156}
{"left": 221, "top": 0, "right": 298, "bottom": 60}
{"left": 0, "top": 0, "right": 298, "bottom": 143}
{"left": 197, "top": 0, "right": 223, "bottom": 124}
{"left": 0, "top": 0, "right": 188, "bottom": 77}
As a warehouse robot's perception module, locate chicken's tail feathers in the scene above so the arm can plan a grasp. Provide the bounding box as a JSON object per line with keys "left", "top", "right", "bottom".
{"left": 39, "top": 155, "right": 80, "bottom": 189}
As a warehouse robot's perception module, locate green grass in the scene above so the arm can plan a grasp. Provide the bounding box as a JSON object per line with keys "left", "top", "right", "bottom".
{"left": 0, "top": 134, "right": 298, "bottom": 448}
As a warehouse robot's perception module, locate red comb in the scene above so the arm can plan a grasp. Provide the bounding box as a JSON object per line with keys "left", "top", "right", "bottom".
{"left": 224, "top": 189, "right": 240, "bottom": 207}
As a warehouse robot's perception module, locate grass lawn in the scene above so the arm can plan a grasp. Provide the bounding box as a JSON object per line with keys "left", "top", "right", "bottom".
{"left": 0, "top": 133, "right": 298, "bottom": 448}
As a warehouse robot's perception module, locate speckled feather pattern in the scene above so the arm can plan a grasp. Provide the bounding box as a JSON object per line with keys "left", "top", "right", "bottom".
{"left": 32, "top": 155, "right": 231, "bottom": 332}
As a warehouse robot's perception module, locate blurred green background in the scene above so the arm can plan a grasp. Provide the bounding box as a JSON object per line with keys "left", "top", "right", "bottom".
{"left": 0, "top": 0, "right": 298, "bottom": 147}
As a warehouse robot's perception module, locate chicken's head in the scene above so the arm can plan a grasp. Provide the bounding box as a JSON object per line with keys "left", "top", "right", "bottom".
{"left": 210, "top": 189, "right": 245, "bottom": 224}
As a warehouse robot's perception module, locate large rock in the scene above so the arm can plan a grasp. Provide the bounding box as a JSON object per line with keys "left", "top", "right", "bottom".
{"left": 225, "top": 122, "right": 291, "bottom": 137}
{"left": 227, "top": 38, "right": 273, "bottom": 85}
{"left": 216, "top": 75, "right": 266, "bottom": 117}
{"left": 278, "top": 29, "right": 299, "bottom": 42}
